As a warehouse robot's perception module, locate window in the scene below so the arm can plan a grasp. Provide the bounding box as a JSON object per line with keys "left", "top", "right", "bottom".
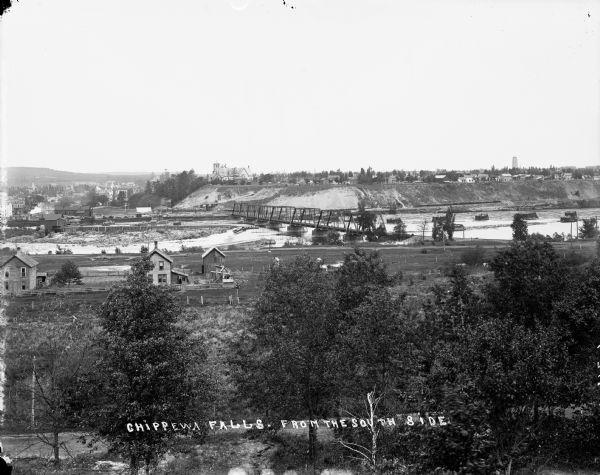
{"left": 21, "top": 267, "right": 26, "bottom": 277}
{"left": 22, "top": 283, "right": 26, "bottom": 290}
{"left": 158, "top": 274, "right": 167, "bottom": 284}
{"left": 4, "top": 270, "right": 8, "bottom": 278}
{"left": 158, "top": 261, "right": 164, "bottom": 271}
{"left": 4, "top": 282, "right": 8, "bottom": 290}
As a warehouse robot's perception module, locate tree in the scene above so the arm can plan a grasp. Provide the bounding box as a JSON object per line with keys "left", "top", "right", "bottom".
{"left": 233, "top": 255, "right": 341, "bottom": 471}
{"left": 393, "top": 219, "right": 408, "bottom": 240}
{"left": 356, "top": 200, "right": 376, "bottom": 234}
{"left": 511, "top": 214, "right": 528, "bottom": 241}
{"left": 335, "top": 248, "right": 394, "bottom": 313}
{"left": 4, "top": 298, "right": 97, "bottom": 467}
{"left": 335, "top": 289, "right": 413, "bottom": 410}
{"left": 579, "top": 218, "right": 598, "bottom": 239}
{"left": 84, "top": 255, "right": 207, "bottom": 474}
{"left": 488, "top": 240, "right": 566, "bottom": 326}
{"left": 443, "top": 208, "right": 455, "bottom": 241}
{"left": 432, "top": 208, "right": 455, "bottom": 242}
{"left": 53, "top": 260, "right": 83, "bottom": 286}
{"left": 417, "top": 219, "right": 429, "bottom": 243}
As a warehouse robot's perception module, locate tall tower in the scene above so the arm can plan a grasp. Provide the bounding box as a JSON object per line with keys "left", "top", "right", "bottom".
{"left": 512, "top": 156, "right": 519, "bottom": 169}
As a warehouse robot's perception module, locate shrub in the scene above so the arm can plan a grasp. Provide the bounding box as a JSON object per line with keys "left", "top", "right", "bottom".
{"left": 461, "top": 246, "right": 486, "bottom": 266}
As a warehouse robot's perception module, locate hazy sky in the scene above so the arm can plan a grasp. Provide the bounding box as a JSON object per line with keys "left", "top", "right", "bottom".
{"left": 1, "top": 0, "right": 599, "bottom": 174}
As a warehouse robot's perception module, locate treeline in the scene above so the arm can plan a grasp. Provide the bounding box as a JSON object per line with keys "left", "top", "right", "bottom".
{"left": 233, "top": 242, "right": 600, "bottom": 473}
{"left": 130, "top": 169, "right": 208, "bottom": 207}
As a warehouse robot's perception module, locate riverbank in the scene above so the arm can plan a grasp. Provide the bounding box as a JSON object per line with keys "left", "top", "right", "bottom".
{"left": 175, "top": 180, "right": 600, "bottom": 211}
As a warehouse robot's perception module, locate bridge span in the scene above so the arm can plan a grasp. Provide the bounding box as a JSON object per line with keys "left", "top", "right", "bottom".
{"left": 231, "top": 202, "right": 366, "bottom": 232}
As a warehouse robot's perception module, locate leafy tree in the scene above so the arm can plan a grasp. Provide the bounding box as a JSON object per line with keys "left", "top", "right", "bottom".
{"left": 335, "top": 247, "right": 394, "bottom": 313}
{"left": 83, "top": 255, "right": 208, "bottom": 474}
{"left": 432, "top": 208, "right": 455, "bottom": 242}
{"left": 356, "top": 200, "right": 376, "bottom": 234}
{"left": 86, "top": 190, "right": 108, "bottom": 207}
{"left": 335, "top": 288, "right": 414, "bottom": 411}
{"left": 443, "top": 208, "right": 455, "bottom": 240}
{"left": 579, "top": 218, "right": 598, "bottom": 239}
{"left": 53, "top": 260, "right": 83, "bottom": 286}
{"left": 393, "top": 219, "right": 409, "bottom": 239}
{"left": 233, "top": 255, "right": 341, "bottom": 471}
{"left": 325, "top": 230, "right": 343, "bottom": 245}
{"left": 4, "top": 298, "right": 97, "bottom": 467}
{"left": 488, "top": 240, "right": 566, "bottom": 326}
{"left": 511, "top": 214, "right": 528, "bottom": 241}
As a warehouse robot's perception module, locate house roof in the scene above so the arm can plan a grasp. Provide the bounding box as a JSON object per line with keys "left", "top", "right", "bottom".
{"left": 148, "top": 248, "right": 173, "bottom": 263}
{"left": 171, "top": 268, "right": 189, "bottom": 277}
{"left": 136, "top": 207, "right": 152, "bottom": 213}
{"left": 1, "top": 251, "right": 39, "bottom": 268}
{"left": 41, "top": 213, "right": 64, "bottom": 221}
{"left": 202, "top": 247, "right": 226, "bottom": 259}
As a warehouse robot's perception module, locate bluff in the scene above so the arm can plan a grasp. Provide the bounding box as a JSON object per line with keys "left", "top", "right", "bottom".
{"left": 175, "top": 180, "right": 600, "bottom": 211}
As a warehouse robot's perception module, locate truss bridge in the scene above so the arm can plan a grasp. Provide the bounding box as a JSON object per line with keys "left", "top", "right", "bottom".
{"left": 231, "top": 202, "right": 369, "bottom": 232}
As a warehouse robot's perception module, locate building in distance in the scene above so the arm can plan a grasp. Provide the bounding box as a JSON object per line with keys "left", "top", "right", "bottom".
{"left": 210, "top": 163, "right": 252, "bottom": 183}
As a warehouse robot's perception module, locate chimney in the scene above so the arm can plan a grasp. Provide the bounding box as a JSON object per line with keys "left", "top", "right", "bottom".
{"left": 154, "top": 241, "right": 158, "bottom": 249}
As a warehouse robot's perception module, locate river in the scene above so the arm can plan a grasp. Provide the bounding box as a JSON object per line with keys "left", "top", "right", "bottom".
{"left": 5, "top": 208, "right": 600, "bottom": 254}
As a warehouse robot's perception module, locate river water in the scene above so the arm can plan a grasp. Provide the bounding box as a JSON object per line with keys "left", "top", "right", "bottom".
{"left": 389, "top": 207, "right": 600, "bottom": 241}
{"left": 5, "top": 208, "right": 600, "bottom": 254}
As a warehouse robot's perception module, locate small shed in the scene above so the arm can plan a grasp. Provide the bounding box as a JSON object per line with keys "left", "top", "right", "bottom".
{"left": 201, "top": 247, "right": 226, "bottom": 275}
{"left": 171, "top": 268, "right": 190, "bottom": 285}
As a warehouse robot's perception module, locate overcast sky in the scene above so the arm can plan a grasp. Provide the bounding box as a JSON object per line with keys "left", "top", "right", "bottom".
{"left": 1, "top": 0, "right": 599, "bottom": 174}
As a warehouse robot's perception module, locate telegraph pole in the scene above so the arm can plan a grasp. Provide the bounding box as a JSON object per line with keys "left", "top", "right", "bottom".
{"left": 31, "top": 355, "right": 36, "bottom": 428}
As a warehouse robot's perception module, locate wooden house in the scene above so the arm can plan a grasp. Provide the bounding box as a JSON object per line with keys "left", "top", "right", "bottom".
{"left": 201, "top": 247, "right": 226, "bottom": 275}
{"left": 0, "top": 251, "right": 39, "bottom": 294}
{"left": 147, "top": 242, "right": 189, "bottom": 285}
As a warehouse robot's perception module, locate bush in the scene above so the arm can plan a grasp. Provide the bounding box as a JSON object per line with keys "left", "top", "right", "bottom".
{"left": 561, "top": 250, "right": 588, "bottom": 267}
{"left": 461, "top": 246, "right": 486, "bottom": 266}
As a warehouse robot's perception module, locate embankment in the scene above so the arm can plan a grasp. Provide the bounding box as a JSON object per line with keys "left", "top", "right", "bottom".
{"left": 175, "top": 180, "right": 600, "bottom": 211}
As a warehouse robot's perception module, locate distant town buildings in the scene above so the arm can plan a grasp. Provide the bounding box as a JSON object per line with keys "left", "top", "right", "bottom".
{"left": 512, "top": 156, "right": 519, "bottom": 169}
{"left": 0, "top": 192, "right": 12, "bottom": 221}
{"left": 210, "top": 163, "right": 252, "bottom": 183}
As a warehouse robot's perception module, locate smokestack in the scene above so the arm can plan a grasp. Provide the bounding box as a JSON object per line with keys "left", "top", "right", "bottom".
{"left": 154, "top": 241, "right": 158, "bottom": 249}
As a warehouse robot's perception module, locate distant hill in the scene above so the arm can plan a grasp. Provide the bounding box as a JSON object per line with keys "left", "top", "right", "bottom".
{"left": 6, "top": 167, "right": 153, "bottom": 186}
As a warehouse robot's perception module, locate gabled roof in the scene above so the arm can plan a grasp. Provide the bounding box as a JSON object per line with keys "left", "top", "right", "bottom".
{"left": 202, "top": 247, "right": 226, "bottom": 259}
{"left": 1, "top": 251, "right": 39, "bottom": 268}
{"left": 148, "top": 248, "right": 173, "bottom": 263}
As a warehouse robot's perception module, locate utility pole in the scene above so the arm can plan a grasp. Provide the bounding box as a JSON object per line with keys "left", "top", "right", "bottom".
{"left": 31, "top": 355, "right": 36, "bottom": 428}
